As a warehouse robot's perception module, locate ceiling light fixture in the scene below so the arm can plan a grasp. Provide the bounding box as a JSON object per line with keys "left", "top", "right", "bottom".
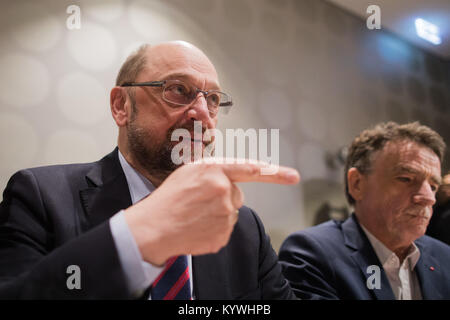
{"left": 415, "top": 18, "right": 441, "bottom": 45}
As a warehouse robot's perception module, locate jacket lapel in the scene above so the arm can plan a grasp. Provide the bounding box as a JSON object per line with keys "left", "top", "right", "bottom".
{"left": 79, "top": 148, "right": 132, "bottom": 229}
{"left": 343, "top": 215, "right": 396, "bottom": 300}
{"left": 414, "top": 239, "right": 443, "bottom": 299}
{"left": 192, "top": 249, "right": 232, "bottom": 299}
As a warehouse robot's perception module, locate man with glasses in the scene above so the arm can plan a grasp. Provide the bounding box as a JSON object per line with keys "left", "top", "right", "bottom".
{"left": 0, "top": 41, "right": 299, "bottom": 299}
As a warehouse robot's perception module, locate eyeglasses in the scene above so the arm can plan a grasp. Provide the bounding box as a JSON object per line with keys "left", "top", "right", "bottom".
{"left": 120, "top": 79, "right": 233, "bottom": 116}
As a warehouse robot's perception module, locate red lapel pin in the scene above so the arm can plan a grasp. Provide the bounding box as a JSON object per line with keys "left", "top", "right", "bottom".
{"left": 430, "top": 266, "right": 435, "bottom": 271}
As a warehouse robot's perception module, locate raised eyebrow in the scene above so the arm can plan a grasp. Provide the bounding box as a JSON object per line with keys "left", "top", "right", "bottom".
{"left": 393, "top": 166, "right": 418, "bottom": 176}
{"left": 162, "top": 73, "right": 221, "bottom": 91}
{"left": 394, "top": 166, "right": 441, "bottom": 186}
{"left": 431, "top": 175, "right": 442, "bottom": 187}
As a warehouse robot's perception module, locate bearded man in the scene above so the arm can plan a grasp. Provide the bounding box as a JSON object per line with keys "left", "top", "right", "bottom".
{"left": 0, "top": 41, "right": 299, "bottom": 299}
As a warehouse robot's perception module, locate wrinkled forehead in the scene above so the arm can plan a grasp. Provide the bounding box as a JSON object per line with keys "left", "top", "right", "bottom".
{"left": 139, "top": 43, "right": 220, "bottom": 88}
{"left": 375, "top": 140, "right": 441, "bottom": 178}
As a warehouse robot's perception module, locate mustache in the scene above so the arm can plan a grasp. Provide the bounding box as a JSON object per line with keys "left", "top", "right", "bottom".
{"left": 167, "top": 121, "right": 217, "bottom": 146}
{"left": 168, "top": 121, "right": 207, "bottom": 136}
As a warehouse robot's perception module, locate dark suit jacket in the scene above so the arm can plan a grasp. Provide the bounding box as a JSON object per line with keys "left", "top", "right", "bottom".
{"left": 279, "top": 214, "right": 450, "bottom": 300}
{"left": 427, "top": 202, "right": 450, "bottom": 246}
{"left": 0, "top": 148, "right": 294, "bottom": 300}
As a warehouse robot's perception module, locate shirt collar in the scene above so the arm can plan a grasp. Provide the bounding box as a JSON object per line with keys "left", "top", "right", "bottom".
{"left": 360, "top": 224, "right": 421, "bottom": 270}
{"left": 118, "top": 150, "right": 155, "bottom": 204}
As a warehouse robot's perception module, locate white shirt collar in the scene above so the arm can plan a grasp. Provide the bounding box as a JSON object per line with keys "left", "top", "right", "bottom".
{"left": 360, "top": 224, "right": 421, "bottom": 271}
{"left": 118, "top": 150, "right": 155, "bottom": 204}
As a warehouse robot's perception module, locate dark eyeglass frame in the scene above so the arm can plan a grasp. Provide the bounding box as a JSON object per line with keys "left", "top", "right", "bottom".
{"left": 120, "top": 80, "right": 233, "bottom": 108}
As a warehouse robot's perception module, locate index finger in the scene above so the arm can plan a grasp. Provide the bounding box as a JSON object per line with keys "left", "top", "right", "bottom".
{"left": 198, "top": 158, "right": 300, "bottom": 184}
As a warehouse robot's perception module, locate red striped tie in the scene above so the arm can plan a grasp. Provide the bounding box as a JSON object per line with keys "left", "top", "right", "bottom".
{"left": 151, "top": 255, "right": 192, "bottom": 300}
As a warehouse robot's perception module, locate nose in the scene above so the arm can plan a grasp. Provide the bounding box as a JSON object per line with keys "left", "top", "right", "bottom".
{"left": 412, "top": 181, "right": 436, "bottom": 207}
{"left": 186, "top": 92, "right": 214, "bottom": 127}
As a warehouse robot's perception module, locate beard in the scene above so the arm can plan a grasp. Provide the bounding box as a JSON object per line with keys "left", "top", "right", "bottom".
{"left": 127, "top": 118, "right": 177, "bottom": 183}
{"left": 126, "top": 97, "right": 210, "bottom": 183}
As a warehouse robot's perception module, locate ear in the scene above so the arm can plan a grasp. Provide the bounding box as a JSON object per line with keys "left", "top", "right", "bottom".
{"left": 110, "top": 87, "right": 129, "bottom": 127}
{"left": 347, "top": 167, "right": 366, "bottom": 202}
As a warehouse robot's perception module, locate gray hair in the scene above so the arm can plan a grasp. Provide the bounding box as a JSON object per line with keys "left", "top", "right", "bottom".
{"left": 345, "top": 121, "right": 446, "bottom": 205}
{"left": 115, "top": 44, "right": 151, "bottom": 86}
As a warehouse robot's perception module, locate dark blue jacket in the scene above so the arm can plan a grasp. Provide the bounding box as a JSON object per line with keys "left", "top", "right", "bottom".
{"left": 0, "top": 148, "right": 294, "bottom": 299}
{"left": 279, "top": 214, "right": 450, "bottom": 299}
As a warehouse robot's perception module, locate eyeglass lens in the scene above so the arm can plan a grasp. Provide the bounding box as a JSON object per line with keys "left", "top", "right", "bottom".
{"left": 163, "top": 81, "right": 223, "bottom": 112}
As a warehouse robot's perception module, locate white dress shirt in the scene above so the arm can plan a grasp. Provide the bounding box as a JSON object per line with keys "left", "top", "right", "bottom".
{"left": 361, "top": 225, "right": 422, "bottom": 300}
{"left": 109, "top": 150, "right": 194, "bottom": 299}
